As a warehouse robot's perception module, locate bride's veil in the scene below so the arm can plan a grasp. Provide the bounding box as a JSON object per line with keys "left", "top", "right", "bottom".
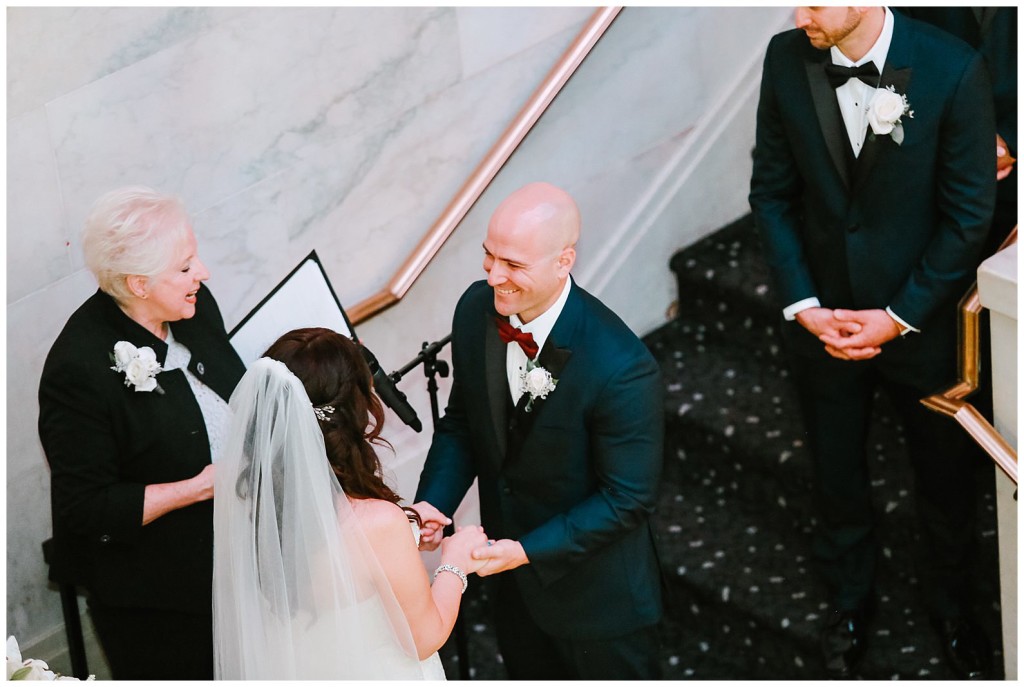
{"left": 213, "top": 357, "right": 425, "bottom": 679}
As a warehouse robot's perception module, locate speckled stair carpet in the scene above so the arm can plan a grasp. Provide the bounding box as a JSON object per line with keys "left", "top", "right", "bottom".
{"left": 437, "top": 214, "right": 1004, "bottom": 680}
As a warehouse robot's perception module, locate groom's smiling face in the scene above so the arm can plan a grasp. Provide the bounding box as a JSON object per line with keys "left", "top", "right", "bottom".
{"left": 482, "top": 227, "right": 566, "bottom": 325}
{"left": 482, "top": 183, "right": 578, "bottom": 325}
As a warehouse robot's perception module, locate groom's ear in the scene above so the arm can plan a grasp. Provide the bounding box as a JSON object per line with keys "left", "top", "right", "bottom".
{"left": 557, "top": 247, "right": 576, "bottom": 277}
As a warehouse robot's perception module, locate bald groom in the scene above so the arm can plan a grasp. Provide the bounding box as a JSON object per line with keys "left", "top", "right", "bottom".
{"left": 414, "top": 182, "right": 665, "bottom": 679}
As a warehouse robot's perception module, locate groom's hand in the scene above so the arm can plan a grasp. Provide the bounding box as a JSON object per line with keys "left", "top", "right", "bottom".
{"left": 471, "top": 539, "right": 529, "bottom": 576}
{"left": 411, "top": 501, "right": 451, "bottom": 551}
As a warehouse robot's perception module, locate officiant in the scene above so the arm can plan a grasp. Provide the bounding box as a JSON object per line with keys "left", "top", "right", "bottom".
{"left": 38, "top": 186, "right": 246, "bottom": 679}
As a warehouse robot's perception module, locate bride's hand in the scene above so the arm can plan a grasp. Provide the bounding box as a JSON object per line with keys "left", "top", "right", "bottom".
{"left": 411, "top": 500, "right": 451, "bottom": 552}
{"left": 439, "top": 525, "right": 489, "bottom": 574}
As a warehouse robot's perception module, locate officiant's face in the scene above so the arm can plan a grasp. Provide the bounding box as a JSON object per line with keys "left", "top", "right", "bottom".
{"left": 140, "top": 228, "right": 210, "bottom": 323}
{"left": 483, "top": 216, "right": 571, "bottom": 325}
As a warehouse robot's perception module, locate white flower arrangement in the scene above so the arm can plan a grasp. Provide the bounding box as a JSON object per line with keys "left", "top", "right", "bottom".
{"left": 6, "top": 636, "right": 93, "bottom": 681}
{"left": 110, "top": 341, "right": 164, "bottom": 394}
{"left": 867, "top": 85, "right": 914, "bottom": 145}
{"left": 519, "top": 360, "right": 557, "bottom": 412}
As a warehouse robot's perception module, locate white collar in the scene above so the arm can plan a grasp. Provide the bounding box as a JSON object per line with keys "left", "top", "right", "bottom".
{"left": 831, "top": 7, "right": 893, "bottom": 71}
{"left": 510, "top": 277, "right": 572, "bottom": 354}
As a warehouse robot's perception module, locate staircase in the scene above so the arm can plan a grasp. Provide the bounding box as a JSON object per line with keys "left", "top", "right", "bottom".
{"left": 646, "top": 214, "right": 1004, "bottom": 679}
{"left": 437, "top": 214, "right": 1004, "bottom": 680}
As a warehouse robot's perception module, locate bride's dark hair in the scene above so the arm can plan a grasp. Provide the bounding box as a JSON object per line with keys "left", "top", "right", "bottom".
{"left": 263, "top": 327, "right": 417, "bottom": 521}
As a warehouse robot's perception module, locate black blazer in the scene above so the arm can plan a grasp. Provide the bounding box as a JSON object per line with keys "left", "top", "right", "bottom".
{"left": 416, "top": 279, "right": 664, "bottom": 640}
{"left": 39, "top": 284, "right": 245, "bottom": 614}
{"left": 749, "top": 13, "right": 996, "bottom": 367}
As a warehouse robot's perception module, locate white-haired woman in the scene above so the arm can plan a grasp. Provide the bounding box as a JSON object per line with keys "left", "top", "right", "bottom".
{"left": 38, "top": 187, "right": 246, "bottom": 679}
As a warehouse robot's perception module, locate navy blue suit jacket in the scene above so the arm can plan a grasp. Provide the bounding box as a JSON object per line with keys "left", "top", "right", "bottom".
{"left": 416, "top": 278, "right": 664, "bottom": 640}
{"left": 749, "top": 13, "right": 996, "bottom": 369}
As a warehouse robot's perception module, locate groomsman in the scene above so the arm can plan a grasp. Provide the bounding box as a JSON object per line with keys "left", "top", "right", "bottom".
{"left": 413, "top": 182, "right": 664, "bottom": 679}
{"left": 749, "top": 7, "right": 995, "bottom": 679}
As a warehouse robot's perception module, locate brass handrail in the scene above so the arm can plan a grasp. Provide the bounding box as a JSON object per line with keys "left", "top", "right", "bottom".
{"left": 921, "top": 227, "right": 1018, "bottom": 484}
{"left": 348, "top": 7, "right": 622, "bottom": 325}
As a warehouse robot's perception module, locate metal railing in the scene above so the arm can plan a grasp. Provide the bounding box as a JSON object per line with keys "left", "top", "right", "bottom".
{"left": 921, "top": 227, "right": 1018, "bottom": 483}
{"left": 347, "top": 7, "right": 622, "bottom": 325}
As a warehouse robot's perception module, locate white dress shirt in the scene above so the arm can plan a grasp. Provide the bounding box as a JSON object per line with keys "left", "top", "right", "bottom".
{"left": 506, "top": 277, "right": 572, "bottom": 405}
{"left": 783, "top": 7, "right": 916, "bottom": 334}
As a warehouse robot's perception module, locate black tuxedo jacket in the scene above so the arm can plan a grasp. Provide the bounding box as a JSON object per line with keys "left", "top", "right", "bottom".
{"left": 416, "top": 279, "right": 664, "bottom": 640}
{"left": 39, "top": 284, "right": 245, "bottom": 614}
{"left": 749, "top": 13, "right": 996, "bottom": 368}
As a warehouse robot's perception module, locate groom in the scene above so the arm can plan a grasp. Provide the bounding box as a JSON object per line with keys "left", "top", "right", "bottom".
{"left": 413, "top": 182, "right": 664, "bottom": 679}
{"left": 749, "top": 6, "right": 995, "bottom": 679}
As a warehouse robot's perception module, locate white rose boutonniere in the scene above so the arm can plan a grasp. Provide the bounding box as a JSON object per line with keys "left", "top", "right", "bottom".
{"left": 110, "top": 341, "right": 164, "bottom": 394}
{"left": 519, "top": 360, "right": 557, "bottom": 412}
{"left": 867, "top": 85, "right": 914, "bottom": 145}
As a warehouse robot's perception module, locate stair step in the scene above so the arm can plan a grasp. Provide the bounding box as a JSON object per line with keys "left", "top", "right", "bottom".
{"left": 670, "top": 214, "right": 780, "bottom": 320}
{"left": 652, "top": 452, "right": 1002, "bottom": 679}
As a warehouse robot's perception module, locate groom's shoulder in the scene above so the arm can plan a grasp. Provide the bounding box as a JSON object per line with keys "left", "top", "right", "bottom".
{"left": 573, "top": 285, "right": 652, "bottom": 361}
{"left": 454, "top": 280, "right": 493, "bottom": 315}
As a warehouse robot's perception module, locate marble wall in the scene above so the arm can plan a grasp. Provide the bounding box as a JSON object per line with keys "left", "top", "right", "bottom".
{"left": 7, "top": 6, "right": 791, "bottom": 670}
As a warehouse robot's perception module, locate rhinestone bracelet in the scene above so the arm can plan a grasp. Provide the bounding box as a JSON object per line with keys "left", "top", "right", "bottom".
{"left": 433, "top": 563, "right": 468, "bottom": 594}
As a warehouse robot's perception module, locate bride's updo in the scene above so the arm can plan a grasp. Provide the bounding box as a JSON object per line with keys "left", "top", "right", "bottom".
{"left": 263, "top": 327, "right": 405, "bottom": 506}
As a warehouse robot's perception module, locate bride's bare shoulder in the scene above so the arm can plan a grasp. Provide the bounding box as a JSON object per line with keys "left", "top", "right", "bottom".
{"left": 349, "top": 498, "right": 411, "bottom": 538}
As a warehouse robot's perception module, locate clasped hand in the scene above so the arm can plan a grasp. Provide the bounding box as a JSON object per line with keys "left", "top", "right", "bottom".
{"left": 795, "top": 307, "right": 901, "bottom": 361}
{"left": 411, "top": 501, "right": 529, "bottom": 577}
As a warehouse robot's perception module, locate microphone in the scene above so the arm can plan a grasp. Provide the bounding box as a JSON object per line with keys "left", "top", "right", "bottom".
{"left": 359, "top": 344, "right": 423, "bottom": 433}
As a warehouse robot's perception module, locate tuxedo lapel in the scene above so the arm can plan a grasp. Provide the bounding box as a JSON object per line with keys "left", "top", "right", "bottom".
{"left": 483, "top": 313, "right": 509, "bottom": 462}
{"left": 853, "top": 73, "right": 912, "bottom": 192}
{"left": 852, "top": 17, "right": 914, "bottom": 193}
{"left": 804, "top": 49, "right": 852, "bottom": 189}
{"left": 508, "top": 283, "right": 580, "bottom": 441}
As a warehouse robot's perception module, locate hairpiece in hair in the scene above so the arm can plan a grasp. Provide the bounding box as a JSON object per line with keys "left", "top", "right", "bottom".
{"left": 312, "top": 404, "right": 335, "bottom": 422}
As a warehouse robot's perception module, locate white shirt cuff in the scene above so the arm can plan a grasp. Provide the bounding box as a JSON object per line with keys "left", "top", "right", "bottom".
{"left": 783, "top": 297, "right": 821, "bottom": 321}
{"left": 886, "top": 307, "right": 919, "bottom": 335}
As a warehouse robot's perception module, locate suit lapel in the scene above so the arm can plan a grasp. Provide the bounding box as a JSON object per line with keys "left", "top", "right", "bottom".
{"left": 853, "top": 16, "right": 914, "bottom": 193}
{"left": 508, "top": 283, "right": 579, "bottom": 439}
{"left": 483, "top": 313, "right": 509, "bottom": 462}
{"left": 804, "top": 48, "right": 852, "bottom": 189}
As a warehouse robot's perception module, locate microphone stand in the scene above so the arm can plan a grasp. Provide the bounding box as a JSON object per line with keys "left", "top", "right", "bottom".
{"left": 391, "top": 334, "right": 470, "bottom": 679}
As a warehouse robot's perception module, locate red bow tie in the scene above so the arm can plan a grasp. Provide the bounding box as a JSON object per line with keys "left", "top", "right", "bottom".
{"left": 495, "top": 317, "right": 539, "bottom": 358}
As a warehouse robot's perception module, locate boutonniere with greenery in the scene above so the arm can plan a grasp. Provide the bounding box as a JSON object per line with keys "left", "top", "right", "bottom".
{"left": 519, "top": 360, "right": 557, "bottom": 412}
{"left": 110, "top": 341, "right": 164, "bottom": 394}
{"left": 867, "top": 85, "right": 913, "bottom": 145}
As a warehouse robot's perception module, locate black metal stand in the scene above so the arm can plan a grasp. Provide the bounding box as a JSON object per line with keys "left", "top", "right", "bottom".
{"left": 392, "top": 335, "right": 470, "bottom": 679}
{"left": 41, "top": 539, "right": 89, "bottom": 679}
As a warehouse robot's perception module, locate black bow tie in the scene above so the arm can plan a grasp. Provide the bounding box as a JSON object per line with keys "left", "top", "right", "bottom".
{"left": 824, "top": 62, "right": 879, "bottom": 89}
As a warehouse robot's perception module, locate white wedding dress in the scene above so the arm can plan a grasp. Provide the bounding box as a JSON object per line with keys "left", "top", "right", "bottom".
{"left": 213, "top": 358, "right": 446, "bottom": 680}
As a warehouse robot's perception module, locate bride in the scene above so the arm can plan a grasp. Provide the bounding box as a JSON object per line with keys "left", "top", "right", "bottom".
{"left": 213, "top": 327, "right": 488, "bottom": 679}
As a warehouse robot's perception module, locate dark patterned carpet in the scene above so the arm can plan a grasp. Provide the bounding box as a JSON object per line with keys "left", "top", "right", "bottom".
{"left": 437, "top": 215, "right": 1004, "bottom": 680}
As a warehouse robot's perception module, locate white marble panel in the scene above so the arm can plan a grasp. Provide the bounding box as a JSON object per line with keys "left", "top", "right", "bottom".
{"left": 46, "top": 7, "right": 461, "bottom": 241}
{"left": 596, "top": 83, "right": 761, "bottom": 336}
{"left": 505, "top": 7, "right": 783, "bottom": 183}
{"left": 7, "top": 7, "right": 248, "bottom": 119}
{"left": 8, "top": 270, "right": 99, "bottom": 483}
{"left": 7, "top": 465, "right": 62, "bottom": 645}
{"left": 7, "top": 270, "right": 99, "bottom": 645}
{"left": 455, "top": 7, "right": 591, "bottom": 79}
{"left": 195, "top": 22, "right": 578, "bottom": 329}
{"left": 7, "top": 110, "right": 73, "bottom": 304}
